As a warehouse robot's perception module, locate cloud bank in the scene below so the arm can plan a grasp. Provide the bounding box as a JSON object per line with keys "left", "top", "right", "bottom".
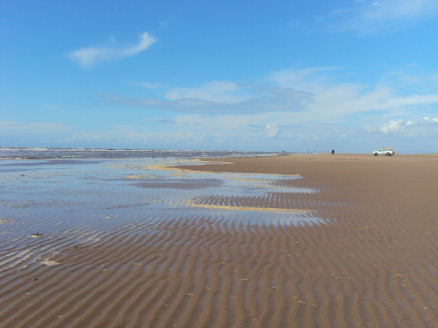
{"left": 110, "top": 67, "right": 438, "bottom": 124}
{"left": 102, "top": 66, "right": 438, "bottom": 152}
{"left": 68, "top": 32, "right": 157, "bottom": 67}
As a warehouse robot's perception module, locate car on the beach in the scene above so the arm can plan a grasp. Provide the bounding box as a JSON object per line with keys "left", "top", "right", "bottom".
{"left": 372, "top": 147, "right": 395, "bottom": 156}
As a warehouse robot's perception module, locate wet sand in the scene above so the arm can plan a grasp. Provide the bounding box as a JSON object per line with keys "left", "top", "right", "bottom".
{"left": 2, "top": 154, "right": 438, "bottom": 327}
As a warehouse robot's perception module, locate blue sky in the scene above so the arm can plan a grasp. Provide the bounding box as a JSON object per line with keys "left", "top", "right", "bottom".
{"left": 1, "top": 0, "right": 438, "bottom": 152}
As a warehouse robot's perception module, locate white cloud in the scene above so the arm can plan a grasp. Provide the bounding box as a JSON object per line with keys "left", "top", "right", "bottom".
{"left": 265, "top": 123, "right": 279, "bottom": 138}
{"left": 423, "top": 116, "right": 438, "bottom": 122}
{"left": 380, "top": 119, "right": 404, "bottom": 134}
{"left": 336, "top": 0, "right": 438, "bottom": 34}
{"left": 373, "top": 116, "right": 438, "bottom": 136}
{"left": 68, "top": 32, "right": 157, "bottom": 67}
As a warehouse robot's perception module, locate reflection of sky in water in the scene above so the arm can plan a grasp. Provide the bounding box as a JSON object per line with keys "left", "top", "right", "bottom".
{"left": 0, "top": 158, "right": 323, "bottom": 243}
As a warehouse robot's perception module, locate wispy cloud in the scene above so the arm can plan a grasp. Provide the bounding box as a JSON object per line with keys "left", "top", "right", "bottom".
{"left": 131, "top": 81, "right": 164, "bottom": 89}
{"left": 268, "top": 67, "right": 438, "bottom": 120}
{"left": 165, "top": 81, "right": 253, "bottom": 104}
{"left": 0, "top": 121, "right": 64, "bottom": 135}
{"left": 43, "top": 103, "right": 62, "bottom": 111}
{"left": 335, "top": 0, "right": 438, "bottom": 34}
{"left": 108, "top": 80, "right": 311, "bottom": 114}
{"left": 268, "top": 67, "right": 338, "bottom": 90}
{"left": 68, "top": 32, "right": 157, "bottom": 67}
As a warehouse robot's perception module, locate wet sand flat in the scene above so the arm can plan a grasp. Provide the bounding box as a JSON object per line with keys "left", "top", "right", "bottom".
{"left": 1, "top": 154, "right": 438, "bottom": 327}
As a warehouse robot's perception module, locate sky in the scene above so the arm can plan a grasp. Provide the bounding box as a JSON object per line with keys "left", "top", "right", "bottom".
{"left": 1, "top": 0, "right": 438, "bottom": 153}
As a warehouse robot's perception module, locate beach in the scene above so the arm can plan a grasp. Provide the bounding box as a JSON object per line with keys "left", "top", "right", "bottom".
{"left": 1, "top": 153, "right": 438, "bottom": 327}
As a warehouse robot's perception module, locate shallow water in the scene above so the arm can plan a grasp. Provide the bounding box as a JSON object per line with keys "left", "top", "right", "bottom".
{"left": 0, "top": 158, "right": 323, "bottom": 246}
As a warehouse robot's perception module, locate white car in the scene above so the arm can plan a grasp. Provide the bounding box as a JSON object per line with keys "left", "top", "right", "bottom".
{"left": 372, "top": 147, "right": 395, "bottom": 156}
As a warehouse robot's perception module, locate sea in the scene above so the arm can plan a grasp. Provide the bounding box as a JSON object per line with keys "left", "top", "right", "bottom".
{"left": 0, "top": 147, "right": 278, "bottom": 160}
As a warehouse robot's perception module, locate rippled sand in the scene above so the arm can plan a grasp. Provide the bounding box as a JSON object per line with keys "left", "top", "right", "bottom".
{"left": 1, "top": 154, "right": 438, "bottom": 327}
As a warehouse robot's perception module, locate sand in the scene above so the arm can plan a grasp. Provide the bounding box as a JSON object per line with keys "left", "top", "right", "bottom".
{"left": 2, "top": 154, "right": 438, "bottom": 327}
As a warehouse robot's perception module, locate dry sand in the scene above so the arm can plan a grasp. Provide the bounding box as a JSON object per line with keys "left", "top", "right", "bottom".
{"left": 2, "top": 154, "right": 438, "bottom": 327}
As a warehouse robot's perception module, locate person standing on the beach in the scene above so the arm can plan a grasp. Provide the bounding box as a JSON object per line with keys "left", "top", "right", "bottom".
{"left": 331, "top": 149, "right": 335, "bottom": 155}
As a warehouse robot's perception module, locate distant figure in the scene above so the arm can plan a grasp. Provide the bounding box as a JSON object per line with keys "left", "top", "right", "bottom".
{"left": 331, "top": 149, "right": 335, "bottom": 155}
